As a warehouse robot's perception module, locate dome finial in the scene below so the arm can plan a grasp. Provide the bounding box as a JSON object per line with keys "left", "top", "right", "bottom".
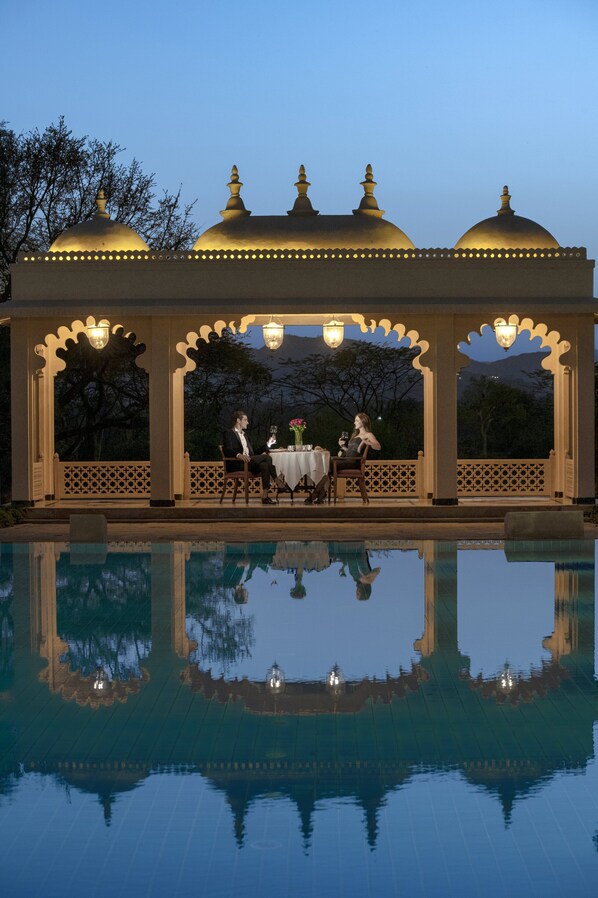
{"left": 95, "top": 189, "right": 110, "bottom": 219}
{"left": 497, "top": 185, "right": 514, "bottom": 216}
{"left": 220, "top": 165, "right": 251, "bottom": 220}
{"left": 288, "top": 164, "right": 319, "bottom": 216}
{"left": 353, "top": 164, "right": 384, "bottom": 218}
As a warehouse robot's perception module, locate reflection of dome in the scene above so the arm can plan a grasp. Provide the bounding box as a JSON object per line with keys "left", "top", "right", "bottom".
{"left": 193, "top": 164, "right": 414, "bottom": 251}
{"left": 455, "top": 186, "right": 559, "bottom": 250}
{"left": 50, "top": 190, "right": 149, "bottom": 252}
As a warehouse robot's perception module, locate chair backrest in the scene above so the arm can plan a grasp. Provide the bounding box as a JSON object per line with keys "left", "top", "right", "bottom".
{"left": 358, "top": 444, "right": 370, "bottom": 472}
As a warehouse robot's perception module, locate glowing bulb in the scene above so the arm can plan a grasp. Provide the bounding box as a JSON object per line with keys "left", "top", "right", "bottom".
{"left": 323, "top": 319, "right": 344, "bottom": 349}
{"left": 494, "top": 319, "right": 517, "bottom": 351}
{"left": 87, "top": 322, "right": 110, "bottom": 350}
{"left": 263, "top": 319, "right": 284, "bottom": 350}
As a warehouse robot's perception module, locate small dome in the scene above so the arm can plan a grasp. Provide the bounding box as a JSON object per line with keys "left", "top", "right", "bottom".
{"left": 455, "top": 186, "right": 558, "bottom": 250}
{"left": 50, "top": 190, "right": 149, "bottom": 252}
{"left": 194, "top": 164, "right": 414, "bottom": 251}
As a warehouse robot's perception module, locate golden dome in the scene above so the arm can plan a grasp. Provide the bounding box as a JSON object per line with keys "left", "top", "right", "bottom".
{"left": 50, "top": 190, "right": 149, "bottom": 253}
{"left": 193, "top": 164, "right": 414, "bottom": 251}
{"left": 455, "top": 186, "right": 558, "bottom": 250}
{"left": 194, "top": 215, "right": 414, "bottom": 251}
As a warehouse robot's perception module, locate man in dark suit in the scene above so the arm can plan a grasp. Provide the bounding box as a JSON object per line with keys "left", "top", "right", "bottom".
{"left": 223, "top": 410, "right": 281, "bottom": 504}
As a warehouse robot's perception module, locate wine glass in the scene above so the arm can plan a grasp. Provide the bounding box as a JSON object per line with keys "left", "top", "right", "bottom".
{"left": 341, "top": 431, "right": 349, "bottom": 443}
{"left": 270, "top": 425, "right": 278, "bottom": 436}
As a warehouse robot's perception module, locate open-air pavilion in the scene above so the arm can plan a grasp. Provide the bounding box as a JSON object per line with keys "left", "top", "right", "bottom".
{"left": 3, "top": 166, "right": 596, "bottom": 514}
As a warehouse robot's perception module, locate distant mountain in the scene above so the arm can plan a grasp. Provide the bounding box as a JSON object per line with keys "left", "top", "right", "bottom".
{"left": 248, "top": 336, "right": 572, "bottom": 398}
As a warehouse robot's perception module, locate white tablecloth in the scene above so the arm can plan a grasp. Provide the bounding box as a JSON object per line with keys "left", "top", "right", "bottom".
{"left": 270, "top": 449, "right": 330, "bottom": 491}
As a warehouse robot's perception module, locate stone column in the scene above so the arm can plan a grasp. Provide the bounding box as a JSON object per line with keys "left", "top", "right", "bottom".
{"left": 144, "top": 319, "right": 185, "bottom": 506}
{"left": 149, "top": 542, "right": 190, "bottom": 663}
{"left": 566, "top": 316, "right": 595, "bottom": 503}
{"left": 414, "top": 541, "right": 459, "bottom": 656}
{"left": 421, "top": 318, "right": 463, "bottom": 504}
{"left": 552, "top": 363, "right": 571, "bottom": 499}
{"left": 10, "top": 320, "right": 46, "bottom": 504}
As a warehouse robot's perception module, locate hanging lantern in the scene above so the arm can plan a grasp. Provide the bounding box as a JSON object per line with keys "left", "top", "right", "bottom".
{"left": 87, "top": 320, "right": 110, "bottom": 350}
{"left": 93, "top": 666, "right": 110, "bottom": 691}
{"left": 494, "top": 319, "right": 517, "bottom": 351}
{"left": 263, "top": 318, "right": 284, "bottom": 350}
{"left": 266, "top": 662, "right": 285, "bottom": 695}
{"left": 323, "top": 319, "right": 344, "bottom": 349}
{"left": 499, "top": 663, "right": 514, "bottom": 692}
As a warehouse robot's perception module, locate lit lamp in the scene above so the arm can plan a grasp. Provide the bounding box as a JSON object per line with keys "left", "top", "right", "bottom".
{"left": 326, "top": 663, "right": 345, "bottom": 696}
{"left": 93, "top": 666, "right": 110, "bottom": 691}
{"left": 266, "top": 662, "right": 285, "bottom": 695}
{"left": 263, "top": 318, "right": 284, "bottom": 350}
{"left": 323, "top": 319, "right": 344, "bottom": 349}
{"left": 494, "top": 319, "right": 517, "bottom": 351}
{"left": 499, "top": 663, "right": 514, "bottom": 692}
{"left": 87, "top": 320, "right": 110, "bottom": 350}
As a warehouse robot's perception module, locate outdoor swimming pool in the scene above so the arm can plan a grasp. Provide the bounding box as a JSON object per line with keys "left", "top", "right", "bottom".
{"left": 0, "top": 538, "right": 597, "bottom": 897}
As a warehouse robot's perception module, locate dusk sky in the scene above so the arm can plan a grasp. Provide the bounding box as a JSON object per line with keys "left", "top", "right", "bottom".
{"left": 3, "top": 0, "right": 597, "bottom": 359}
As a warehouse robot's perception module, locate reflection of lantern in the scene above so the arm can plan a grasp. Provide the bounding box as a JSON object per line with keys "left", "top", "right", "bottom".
{"left": 499, "top": 663, "right": 514, "bottom": 692}
{"left": 87, "top": 321, "right": 110, "bottom": 350}
{"left": 266, "top": 662, "right": 285, "bottom": 694}
{"left": 326, "top": 663, "right": 345, "bottom": 696}
{"left": 323, "top": 319, "right": 344, "bottom": 349}
{"left": 93, "top": 666, "right": 110, "bottom": 691}
{"left": 263, "top": 319, "right": 284, "bottom": 350}
{"left": 494, "top": 319, "right": 517, "bottom": 351}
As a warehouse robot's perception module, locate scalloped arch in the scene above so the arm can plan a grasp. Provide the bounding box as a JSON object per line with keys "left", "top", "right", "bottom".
{"left": 461, "top": 315, "right": 570, "bottom": 375}
{"left": 351, "top": 314, "right": 429, "bottom": 370}
{"left": 35, "top": 316, "right": 143, "bottom": 374}
{"left": 175, "top": 315, "right": 256, "bottom": 375}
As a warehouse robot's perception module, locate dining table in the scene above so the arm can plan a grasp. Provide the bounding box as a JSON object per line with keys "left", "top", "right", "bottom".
{"left": 270, "top": 447, "right": 330, "bottom": 494}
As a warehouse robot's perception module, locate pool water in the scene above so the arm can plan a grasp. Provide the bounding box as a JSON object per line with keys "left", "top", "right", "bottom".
{"left": 0, "top": 538, "right": 597, "bottom": 897}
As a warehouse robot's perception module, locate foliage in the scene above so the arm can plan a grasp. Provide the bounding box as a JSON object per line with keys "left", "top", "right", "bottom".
{"left": 275, "top": 342, "right": 422, "bottom": 458}
{"left": 0, "top": 505, "right": 24, "bottom": 527}
{"left": 56, "top": 554, "right": 151, "bottom": 679}
{"left": 458, "top": 376, "right": 553, "bottom": 458}
{"left": 185, "top": 553, "right": 255, "bottom": 671}
{"left": 0, "top": 117, "right": 197, "bottom": 301}
{"left": 0, "top": 328, "right": 9, "bottom": 501}
{"left": 55, "top": 331, "right": 149, "bottom": 460}
{"left": 184, "top": 331, "right": 273, "bottom": 460}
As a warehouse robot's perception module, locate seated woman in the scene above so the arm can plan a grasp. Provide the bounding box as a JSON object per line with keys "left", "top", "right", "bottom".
{"left": 306, "top": 412, "right": 381, "bottom": 504}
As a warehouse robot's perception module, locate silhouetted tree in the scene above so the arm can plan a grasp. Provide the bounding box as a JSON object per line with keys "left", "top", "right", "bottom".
{"left": 0, "top": 117, "right": 197, "bottom": 301}
{"left": 459, "top": 376, "right": 552, "bottom": 458}
{"left": 185, "top": 331, "right": 274, "bottom": 460}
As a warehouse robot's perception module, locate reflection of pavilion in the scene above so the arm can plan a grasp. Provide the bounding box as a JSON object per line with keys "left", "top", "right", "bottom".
{"left": 1, "top": 539, "right": 596, "bottom": 840}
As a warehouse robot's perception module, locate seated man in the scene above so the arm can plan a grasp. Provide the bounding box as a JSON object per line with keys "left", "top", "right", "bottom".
{"left": 223, "top": 410, "right": 281, "bottom": 505}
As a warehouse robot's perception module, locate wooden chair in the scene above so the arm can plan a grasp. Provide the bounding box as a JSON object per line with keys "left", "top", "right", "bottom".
{"left": 331, "top": 445, "right": 370, "bottom": 504}
{"left": 219, "top": 445, "right": 261, "bottom": 504}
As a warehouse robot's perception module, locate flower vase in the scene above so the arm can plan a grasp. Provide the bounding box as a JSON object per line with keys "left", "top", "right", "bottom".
{"left": 294, "top": 430, "right": 303, "bottom": 448}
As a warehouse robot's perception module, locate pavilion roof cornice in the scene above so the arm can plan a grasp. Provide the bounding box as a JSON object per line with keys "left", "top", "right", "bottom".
{"left": 17, "top": 246, "right": 588, "bottom": 264}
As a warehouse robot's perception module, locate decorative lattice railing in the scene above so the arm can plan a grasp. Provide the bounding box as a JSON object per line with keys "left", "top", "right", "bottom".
{"left": 54, "top": 457, "right": 151, "bottom": 499}
{"left": 52, "top": 455, "right": 553, "bottom": 500}
{"left": 187, "top": 459, "right": 420, "bottom": 498}
{"left": 456, "top": 458, "right": 553, "bottom": 496}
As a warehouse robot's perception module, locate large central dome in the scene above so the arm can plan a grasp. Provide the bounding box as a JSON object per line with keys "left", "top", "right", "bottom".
{"left": 193, "top": 165, "right": 414, "bottom": 252}
{"left": 194, "top": 214, "right": 414, "bottom": 251}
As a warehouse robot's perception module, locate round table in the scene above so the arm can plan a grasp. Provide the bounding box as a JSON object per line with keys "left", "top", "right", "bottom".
{"left": 270, "top": 448, "right": 330, "bottom": 492}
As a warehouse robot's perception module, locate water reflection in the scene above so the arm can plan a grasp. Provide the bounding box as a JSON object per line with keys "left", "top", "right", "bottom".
{"left": 0, "top": 538, "right": 596, "bottom": 850}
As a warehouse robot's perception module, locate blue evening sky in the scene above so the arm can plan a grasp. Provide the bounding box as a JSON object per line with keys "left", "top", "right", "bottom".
{"left": 2, "top": 0, "right": 597, "bottom": 360}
